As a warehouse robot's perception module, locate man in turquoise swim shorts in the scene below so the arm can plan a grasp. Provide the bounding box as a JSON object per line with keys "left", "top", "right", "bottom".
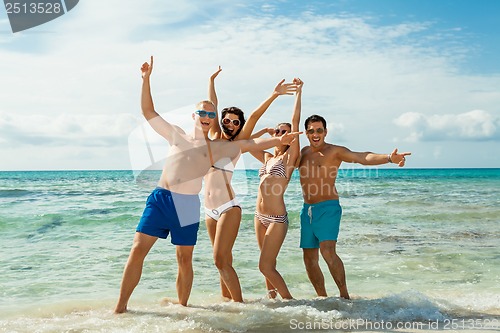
{"left": 298, "top": 114, "right": 411, "bottom": 299}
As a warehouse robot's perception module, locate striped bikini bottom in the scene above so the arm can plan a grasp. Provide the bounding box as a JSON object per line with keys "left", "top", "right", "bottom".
{"left": 254, "top": 211, "right": 288, "bottom": 229}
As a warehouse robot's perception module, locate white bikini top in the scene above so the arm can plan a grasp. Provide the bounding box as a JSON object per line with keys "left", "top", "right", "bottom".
{"left": 212, "top": 157, "right": 235, "bottom": 173}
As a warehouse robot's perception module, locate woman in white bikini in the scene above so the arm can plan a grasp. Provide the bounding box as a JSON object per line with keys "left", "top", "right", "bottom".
{"left": 251, "top": 78, "right": 303, "bottom": 299}
{"left": 205, "top": 67, "right": 297, "bottom": 302}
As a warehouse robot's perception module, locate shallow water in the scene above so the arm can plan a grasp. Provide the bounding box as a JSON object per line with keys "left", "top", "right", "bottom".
{"left": 1, "top": 169, "right": 499, "bottom": 332}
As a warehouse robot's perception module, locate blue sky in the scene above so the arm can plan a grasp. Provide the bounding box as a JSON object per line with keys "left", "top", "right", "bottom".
{"left": 0, "top": 0, "right": 499, "bottom": 170}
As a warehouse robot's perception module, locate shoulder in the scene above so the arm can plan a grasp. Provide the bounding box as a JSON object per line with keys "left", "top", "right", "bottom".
{"left": 318, "top": 144, "right": 347, "bottom": 162}
{"left": 325, "top": 144, "right": 347, "bottom": 154}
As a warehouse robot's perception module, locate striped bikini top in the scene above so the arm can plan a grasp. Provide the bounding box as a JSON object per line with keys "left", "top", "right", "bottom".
{"left": 258, "top": 158, "right": 287, "bottom": 179}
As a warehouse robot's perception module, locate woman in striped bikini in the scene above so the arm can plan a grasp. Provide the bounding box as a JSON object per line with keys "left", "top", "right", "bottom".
{"left": 251, "top": 78, "right": 303, "bottom": 299}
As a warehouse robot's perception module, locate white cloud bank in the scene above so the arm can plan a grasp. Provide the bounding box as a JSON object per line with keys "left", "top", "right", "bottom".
{"left": 395, "top": 110, "right": 499, "bottom": 142}
{"left": 1, "top": 0, "right": 500, "bottom": 169}
{"left": 0, "top": 113, "right": 138, "bottom": 146}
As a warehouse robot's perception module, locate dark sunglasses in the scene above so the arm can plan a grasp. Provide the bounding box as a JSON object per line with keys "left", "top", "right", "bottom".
{"left": 306, "top": 128, "right": 325, "bottom": 135}
{"left": 195, "top": 110, "right": 216, "bottom": 119}
{"left": 274, "top": 129, "right": 288, "bottom": 136}
{"left": 222, "top": 118, "right": 241, "bottom": 126}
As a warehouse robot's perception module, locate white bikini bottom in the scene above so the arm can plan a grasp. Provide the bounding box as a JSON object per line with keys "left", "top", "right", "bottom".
{"left": 205, "top": 198, "right": 241, "bottom": 221}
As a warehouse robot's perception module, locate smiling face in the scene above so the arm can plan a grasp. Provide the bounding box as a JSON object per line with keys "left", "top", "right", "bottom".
{"left": 221, "top": 112, "right": 242, "bottom": 138}
{"left": 193, "top": 101, "right": 216, "bottom": 133}
{"left": 305, "top": 121, "right": 327, "bottom": 148}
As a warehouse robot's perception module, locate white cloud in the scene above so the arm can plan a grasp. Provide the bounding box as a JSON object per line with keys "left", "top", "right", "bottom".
{"left": 1, "top": 1, "right": 500, "bottom": 169}
{"left": 394, "top": 110, "right": 499, "bottom": 142}
{"left": 0, "top": 112, "right": 138, "bottom": 147}
{"left": 433, "top": 146, "right": 443, "bottom": 159}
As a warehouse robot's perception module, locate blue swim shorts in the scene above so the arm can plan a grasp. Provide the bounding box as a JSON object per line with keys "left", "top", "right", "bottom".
{"left": 300, "top": 200, "right": 342, "bottom": 248}
{"left": 136, "top": 187, "right": 200, "bottom": 246}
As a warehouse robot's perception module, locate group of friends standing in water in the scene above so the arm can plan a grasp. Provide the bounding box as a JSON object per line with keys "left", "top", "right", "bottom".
{"left": 114, "top": 57, "right": 411, "bottom": 313}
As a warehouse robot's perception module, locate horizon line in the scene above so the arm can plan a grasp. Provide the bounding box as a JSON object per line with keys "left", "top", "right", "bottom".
{"left": 1, "top": 167, "right": 499, "bottom": 172}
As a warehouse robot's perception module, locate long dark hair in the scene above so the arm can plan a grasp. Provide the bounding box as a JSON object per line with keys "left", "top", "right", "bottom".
{"left": 221, "top": 107, "right": 246, "bottom": 141}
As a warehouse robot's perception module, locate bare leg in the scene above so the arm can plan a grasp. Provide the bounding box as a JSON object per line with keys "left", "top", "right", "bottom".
{"left": 213, "top": 207, "right": 243, "bottom": 302}
{"left": 176, "top": 245, "right": 194, "bottom": 306}
{"left": 258, "top": 222, "right": 292, "bottom": 299}
{"left": 114, "top": 232, "right": 157, "bottom": 313}
{"left": 319, "top": 240, "right": 350, "bottom": 299}
{"left": 206, "top": 215, "right": 231, "bottom": 299}
{"left": 302, "top": 248, "right": 327, "bottom": 297}
{"left": 255, "top": 217, "right": 277, "bottom": 298}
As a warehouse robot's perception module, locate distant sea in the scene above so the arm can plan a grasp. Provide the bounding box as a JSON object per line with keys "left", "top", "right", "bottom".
{"left": 1, "top": 168, "right": 499, "bottom": 332}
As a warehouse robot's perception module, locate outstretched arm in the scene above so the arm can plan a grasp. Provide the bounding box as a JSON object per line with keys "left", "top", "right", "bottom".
{"left": 208, "top": 66, "right": 222, "bottom": 139}
{"left": 339, "top": 147, "right": 411, "bottom": 167}
{"left": 237, "top": 79, "right": 297, "bottom": 139}
{"left": 236, "top": 131, "right": 302, "bottom": 153}
{"left": 141, "top": 56, "right": 184, "bottom": 144}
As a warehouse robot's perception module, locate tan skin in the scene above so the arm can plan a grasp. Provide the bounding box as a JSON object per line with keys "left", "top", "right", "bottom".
{"left": 204, "top": 66, "right": 297, "bottom": 301}
{"left": 251, "top": 78, "right": 303, "bottom": 300}
{"left": 115, "top": 57, "right": 213, "bottom": 313}
{"left": 298, "top": 120, "right": 411, "bottom": 299}
{"left": 114, "top": 57, "right": 300, "bottom": 313}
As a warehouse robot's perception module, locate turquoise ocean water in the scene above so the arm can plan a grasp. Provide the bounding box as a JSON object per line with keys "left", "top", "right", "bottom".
{"left": 0, "top": 168, "right": 499, "bottom": 332}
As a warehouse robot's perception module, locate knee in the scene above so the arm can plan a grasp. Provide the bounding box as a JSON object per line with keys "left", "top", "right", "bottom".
{"left": 258, "top": 260, "right": 275, "bottom": 276}
{"left": 320, "top": 248, "right": 338, "bottom": 263}
{"left": 303, "top": 254, "right": 318, "bottom": 269}
{"left": 129, "top": 243, "right": 149, "bottom": 262}
{"left": 176, "top": 251, "right": 193, "bottom": 267}
{"left": 213, "top": 253, "right": 229, "bottom": 271}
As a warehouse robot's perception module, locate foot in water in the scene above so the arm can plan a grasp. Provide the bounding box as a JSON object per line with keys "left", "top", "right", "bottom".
{"left": 161, "top": 297, "right": 183, "bottom": 306}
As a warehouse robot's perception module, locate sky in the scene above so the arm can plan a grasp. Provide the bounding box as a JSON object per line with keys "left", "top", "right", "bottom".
{"left": 0, "top": 0, "right": 499, "bottom": 171}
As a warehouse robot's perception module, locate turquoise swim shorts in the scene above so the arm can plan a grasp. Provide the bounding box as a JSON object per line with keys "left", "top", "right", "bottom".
{"left": 300, "top": 200, "right": 342, "bottom": 248}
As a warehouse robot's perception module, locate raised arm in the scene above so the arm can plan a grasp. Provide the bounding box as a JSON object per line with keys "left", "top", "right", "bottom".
{"left": 291, "top": 78, "right": 303, "bottom": 132}
{"left": 249, "top": 127, "right": 275, "bottom": 139}
{"left": 141, "top": 56, "right": 185, "bottom": 144}
{"left": 237, "top": 79, "right": 297, "bottom": 139}
{"left": 141, "top": 56, "right": 159, "bottom": 121}
{"left": 208, "top": 66, "right": 222, "bottom": 139}
{"left": 287, "top": 78, "right": 304, "bottom": 167}
{"left": 338, "top": 147, "right": 411, "bottom": 167}
{"left": 248, "top": 130, "right": 272, "bottom": 163}
{"left": 249, "top": 128, "right": 282, "bottom": 162}
{"left": 249, "top": 150, "right": 271, "bottom": 164}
